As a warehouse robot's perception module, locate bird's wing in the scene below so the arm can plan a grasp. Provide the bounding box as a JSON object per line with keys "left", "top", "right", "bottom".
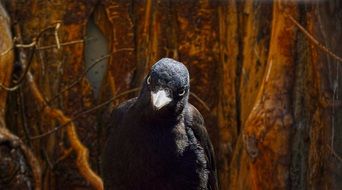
{"left": 110, "top": 97, "right": 137, "bottom": 124}
{"left": 106, "top": 97, "right": 137, "bottom": 135}
{"left": 186, "top": 104, "right": 219, "bottom": 190}
{"left": 102, "top": 97, "right": 137, "bottom": 189}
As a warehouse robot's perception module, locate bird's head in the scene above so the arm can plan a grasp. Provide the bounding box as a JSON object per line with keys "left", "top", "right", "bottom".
{"left": 141, "top": 58, "right": 190, "bottom": 116}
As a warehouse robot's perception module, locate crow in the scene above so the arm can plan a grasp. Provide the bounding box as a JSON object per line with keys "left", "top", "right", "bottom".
{"left": 102, "top": 58, "right": 218, "bottom": 190}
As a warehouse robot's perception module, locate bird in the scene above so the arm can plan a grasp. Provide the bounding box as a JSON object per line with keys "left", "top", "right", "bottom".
{"left": 101, "top": 58, "right": 218, "bottom": 190}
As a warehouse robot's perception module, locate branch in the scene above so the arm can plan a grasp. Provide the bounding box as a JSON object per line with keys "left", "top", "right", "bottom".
{"left": 285, "top": 14, "right": 342, "bottom": 63}
{"left": 27, "top": 71, "right": 103, "bottom": 190}
{"left": 0, "top": 46, "right": 13, "bottom": 56}
{"left": 46, "top": 54, "right": 111, "bottom": 104}
{"left": 37, "top": 39, "right": 84, "bottom": 50}
{"left": 30, "top": 88, "right": 140, "bottom": 140}
{"left": 0, "top": 23, "right": 87, "bottom": 91}
{"left": 190, "top": 92, "right": 210, "bottom": 111}
{"left": 0, "top": 23, "right": 60, "bottom": 91}
{"left": 13, "top": 24, "right": 103, "bottom": 190}
{"left": 327, "top": 145, "right": 342, "bottom": 162}
{"left": 0, "top": 48, "right": 35, "bottom": 91}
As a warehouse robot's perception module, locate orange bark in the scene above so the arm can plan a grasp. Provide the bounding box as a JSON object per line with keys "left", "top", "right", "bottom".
{"left": 26, "top": 62, "right": 103, "bottom": 189}
{"left": 306, "top": 3, "right": 342, "bottom": 188}
{"left": 97, "top": 0, "right": 135, "bottom": 99}
{"left": 5, "top": 1, "right": 101, "bottom": 189}
{"left": 217, "top": 1, "right": 239, "bottom": 189}
{"left": 229, "top": 1, "right": 273, "bottom": 189}
{"left": 239, "top": 0, "right": 271, "bottom": 126}
{"left": 0, "top": 4, "right": 41, "bottom": 189}
{"left": 176, "top": 0, "right": 220, "bottom": 138}
{"left": 0, "top": 3, "right": 14, "bottom": 124}
{"left": 243, "top": 1, "right": 298, "bottom": 189}
{"left": 131, "top": 0, "right": 153, "bottom": 89}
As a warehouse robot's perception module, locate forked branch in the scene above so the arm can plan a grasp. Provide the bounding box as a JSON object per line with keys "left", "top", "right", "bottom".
{"left": 27, "top": 70, "right": 104, "bottom": 190}
{"left": 12, "top": 23, "right": 103, "bottom": 190}
{"left": 285, "top": 14, "right": 342, "bottom": 63}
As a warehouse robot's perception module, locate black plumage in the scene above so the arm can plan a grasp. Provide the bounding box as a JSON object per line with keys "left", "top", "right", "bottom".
{"left": 102, "top": 58, "right": 218, "bottom": 190}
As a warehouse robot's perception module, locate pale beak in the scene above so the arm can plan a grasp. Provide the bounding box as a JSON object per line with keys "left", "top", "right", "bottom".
{"left": 151, "top": 90, "right": 172, "bottom": 110}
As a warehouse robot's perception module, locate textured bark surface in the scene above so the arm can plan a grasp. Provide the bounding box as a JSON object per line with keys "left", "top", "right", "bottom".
{"left": 98, "top": 0, "right": 136, "bottom": 97}
{"left": 0, "top": 0, "right": 341, "bottom": 189}
{"left": 0, "top": 1, "right": 13, "bottom": 126}
{"left": 243, "top": 1, "right": 298, "bottom": 189}
{"left": 0, "top": 3, "right": 40, "bottom": 189}
{"left": 229, "top": 1, "right": 272, "bottom": 189}
{"left": 306, "top": 2, "right": 342, "bottom": 189}
{"left": 216, "top": 1, "right": 239, "bottom": 189}
{"left": 239, "top": 0, "right": 272, "bottom": 127}
{"left": 4, "top": 1, "right": 101, "bottom": 189}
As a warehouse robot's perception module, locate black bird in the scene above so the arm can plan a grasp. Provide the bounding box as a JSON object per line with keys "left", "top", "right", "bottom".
{"left": 102, "top": 58, "right": 218, "bottom": 190}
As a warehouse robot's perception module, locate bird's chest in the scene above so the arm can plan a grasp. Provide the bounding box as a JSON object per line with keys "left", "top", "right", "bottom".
{"left": 117, "top": 122, "right": 206, "bottom": 188}
{"left": 127, "top": 123, "right": 189, "bottom": 166}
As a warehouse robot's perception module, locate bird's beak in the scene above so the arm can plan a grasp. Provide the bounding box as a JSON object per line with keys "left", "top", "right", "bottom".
{"left": 151, "top": 90, "right": 172, "bottom": 110}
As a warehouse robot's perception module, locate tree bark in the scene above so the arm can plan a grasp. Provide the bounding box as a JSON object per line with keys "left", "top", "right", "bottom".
{"left": 243, "top": 1, "right": 298, "bottom": 189}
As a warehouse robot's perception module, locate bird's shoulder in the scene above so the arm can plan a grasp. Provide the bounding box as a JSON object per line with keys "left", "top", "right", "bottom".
{"left": 116, "top": 97, "right": 137, "bottom": 112}
{"left": 109, "top": 97, "right": 137, "bottom": 126}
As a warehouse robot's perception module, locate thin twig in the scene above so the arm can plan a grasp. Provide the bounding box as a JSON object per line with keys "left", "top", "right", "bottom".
{"left": 46, "top": 54, "right": 111, "bottom": 104}
{"left": 37, "top": 39, "right": 84, "bottom": 50}
{"left": 53, "top": 148, "right": 73, "bottom": 167}
{"left": 42, "top": 149, "right": 54, "bottom": 169}
{"left": 15, "top": 41, "right": 36, "bottom": 48}
{"left": 190, "top": 92, "right": 210, "bottom": 111}
{"left": 13, "top": 22, "right": 103, "bottom": 190}
{"left": 285, "top": 14, "right": 342, "bottom": 63}
{"left": 54, "top": 23, "right": 61, "bottom": 49}
{"left": 73, "top": 88, "right": 140, "bottom": 118}
{"left": 0, "top": 23, "right": 61, "bottom": 91}
{"left": 327, "top": 145, "right": 342, "bottom": 163}
{"left": 27, "top": 69, "right": 103, "bottom": 189}
{"left": 0, "top": 46, "right": 13, "bottom": 56}
{"left": 30, "top": 88, "right": 140, "bottom": 140}
{"left": 112, "top": 47, "right": 134, "bottom": 53}
{"left": 0, "top": 81, "right": 20, "bottom": 91}
{"left": 0, "top": 47, "right": 35, "bottom": 91}
{"left": 19, "top": 85, "right": 32, "bottom": 147}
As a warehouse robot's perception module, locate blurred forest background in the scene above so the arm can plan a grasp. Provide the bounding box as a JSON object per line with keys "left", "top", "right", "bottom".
{"left": 0, "top": 0, "right": 341, "bottom": 189}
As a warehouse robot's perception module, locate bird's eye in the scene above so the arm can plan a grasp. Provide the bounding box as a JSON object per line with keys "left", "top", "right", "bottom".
{"left": 147, "top": 76, "right": 151, "bottom": 85}
{"left": 178, "top": 88, "right": 186, "bottom": 96}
